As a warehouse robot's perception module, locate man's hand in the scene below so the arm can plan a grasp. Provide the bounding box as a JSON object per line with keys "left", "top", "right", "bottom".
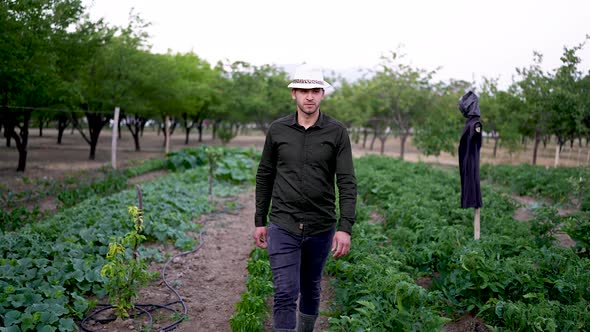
{"left": 253, "top": 226, "right": 268, "bottom": 249}
{"left": 331, "top": 231, "right": 351, "bottom": 258}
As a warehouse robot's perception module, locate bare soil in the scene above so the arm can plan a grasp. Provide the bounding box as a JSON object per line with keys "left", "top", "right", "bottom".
{"left": 0, "top": 128, "right": 583, "bottom": 332}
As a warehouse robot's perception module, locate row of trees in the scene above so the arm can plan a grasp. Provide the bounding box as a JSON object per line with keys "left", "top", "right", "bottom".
{"left": 0, "top": 0, "right": 292, "bottom": 171}
{"left": 325, "top": 45, "right": 590, "bottom": 165}
{"left": 2, "top": 0, "right": 589, "bottom": 172}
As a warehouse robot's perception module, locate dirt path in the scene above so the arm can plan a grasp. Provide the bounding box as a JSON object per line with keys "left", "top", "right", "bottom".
{"left": 169, "top": 191, "right": 256, "bottom": 332}
{"left": 141, "top": 189, "right": 333, "bottom": 332}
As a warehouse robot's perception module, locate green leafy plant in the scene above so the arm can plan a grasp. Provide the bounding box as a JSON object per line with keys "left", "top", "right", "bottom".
{"left": 100, "top": 195, "right": 156, "bottom": 319}
{"left": 205, "top": 146, "right": 224, "bottom": 201}
{"left": 229, "top": 248, "right": 273, "bottom": 332}
{"left": 217, "top": 123, "right": 238, "bottom": 145}
{"left": 568, "top": 165, "right": 590, "bottom": 211}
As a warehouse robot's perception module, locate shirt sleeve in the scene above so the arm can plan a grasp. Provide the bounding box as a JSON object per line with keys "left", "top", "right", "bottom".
{"left": 335, "top": 127, "right": 357, "bottom": 234}
{"left": 254, "top": 127, "right": 276, "bottom": 227}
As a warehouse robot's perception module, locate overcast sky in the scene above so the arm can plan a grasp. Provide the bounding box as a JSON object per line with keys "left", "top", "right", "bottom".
{"left": 84, "top": 0, "right": 590, "bottom": 88}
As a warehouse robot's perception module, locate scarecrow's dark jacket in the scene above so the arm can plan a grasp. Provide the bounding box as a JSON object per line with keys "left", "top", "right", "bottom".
{"left": 458, "top": 116, "right": 483, "bottom": 208}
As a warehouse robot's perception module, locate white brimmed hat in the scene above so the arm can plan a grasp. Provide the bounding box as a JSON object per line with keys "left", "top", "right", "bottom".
{"left": 287, "top": 64, "right": 331, "bottom": 89}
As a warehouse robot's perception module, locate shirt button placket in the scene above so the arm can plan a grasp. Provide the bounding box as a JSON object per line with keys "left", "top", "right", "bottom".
{"left": 302, "top": 130, "right": 309, "bottom": 234}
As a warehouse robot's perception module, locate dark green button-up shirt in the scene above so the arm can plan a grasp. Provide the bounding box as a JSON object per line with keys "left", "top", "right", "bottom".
{"left": 255, "top": 112, "right": 357, "bottom": 236}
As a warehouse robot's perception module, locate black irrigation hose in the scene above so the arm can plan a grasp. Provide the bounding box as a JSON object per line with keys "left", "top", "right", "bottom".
{"left": 79, "top": 220, "right": 209, "bottom": 332}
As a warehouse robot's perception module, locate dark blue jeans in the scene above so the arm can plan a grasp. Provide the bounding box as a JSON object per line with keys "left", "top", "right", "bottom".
{"left": 267, "top": 223, "right": 335, "bottom": 330}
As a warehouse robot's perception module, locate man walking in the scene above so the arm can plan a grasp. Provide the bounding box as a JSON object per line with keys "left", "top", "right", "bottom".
{"left": 253, "top": 64, "right": 357, "bottom": 332}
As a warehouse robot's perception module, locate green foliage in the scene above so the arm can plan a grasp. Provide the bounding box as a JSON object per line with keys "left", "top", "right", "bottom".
{"left": 0, "top": 159, "right": 168, "bottom": 232}
{"left": 330, "top": 155, "right": 590, "bottom": 331}
{"left": 57, "top": 171, "right": 128, "bottom": 207}
{"left": 230, "top": 248, "right": 273, "bottom": 332}
{"left": 217, "top": 123, "right": 238, "bottom": 145}
{"left": 123, "top": 159, "right": 168, "bottom": 178}
{"left": 568, "top": 165, "right": 590, "bottom": 211}
{"left": 101, "top": 206, "right": 156, "bottom": 319}
{"left": 0, "top": 149, "right": 258, "bottom": 331}
{"left": 528, "top": 206, "right": 562, "bottom": 247}
{"left": 0, "top": 206, "right": 42, "bottom": 233}
{"left": 481, "top": 163, "right": 586, "bottom": 204}
{"left": 563, "top": 212, "right": 590, "bottom": 254}
{"left": 166, "top": 147, "right": 208, "bottom": 172}
{"left": 205, "top": 146, "right": 224, "bottom": 199}
{"left": 167, "top": 145, "right": 260, "bottom": 184}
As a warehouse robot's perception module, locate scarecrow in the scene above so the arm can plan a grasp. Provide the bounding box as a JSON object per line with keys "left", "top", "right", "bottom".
{"left": 458, "top": 90, "right": 483, "bottom": 239}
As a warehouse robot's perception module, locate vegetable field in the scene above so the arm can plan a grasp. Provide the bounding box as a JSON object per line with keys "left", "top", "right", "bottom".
{"left": 1, "top": 133, "right": 588, "bottom": 332}
{"left": 1, "top": 145, "right": 259, "bottom": 331}
{"left": 235, "top": 156, "right": 589, "bottom": 331}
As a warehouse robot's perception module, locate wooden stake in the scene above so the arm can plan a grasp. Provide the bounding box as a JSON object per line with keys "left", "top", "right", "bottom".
{"left": 111, "top": 107, "right": 120, "bottom": 169}
{"left": 474, "top": 208, "right": 481, "bottom": 240}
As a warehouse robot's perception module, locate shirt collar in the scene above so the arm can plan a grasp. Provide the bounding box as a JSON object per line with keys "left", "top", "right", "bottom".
{"left": 290, "top": 111, "right": 325, "bottom": 129}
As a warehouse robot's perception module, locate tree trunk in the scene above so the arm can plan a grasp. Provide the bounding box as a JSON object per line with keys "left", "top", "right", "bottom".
{"left": 4, "top": 108, "right": 31, "bottom": 172}
{"left": 362, "top": 128, "right": 369, "bottom": 148}
{"left": 197, "top": 121, "right": 204, "bottom": 142}
{"left": 212, "top": 122, "right": 218, "bottom": 140}
{"left": 370, "top": 130, "right": 378, "bottom": 150}
{"left": 165, "top": 115, "right": 170, "bottom": 154}
{"left": 532, "top": 129, "right": 541, "bottom": 165}
{"left": 493, "top": 136, "right": 499, "bottom": 157}
{"left": 88, "top": 121, "right": 102, "bottom": 160}
{"left": 185, "top": 128, "right": 191, "bottom": 145}
{"left": 140, "top": 120, "right": 146, "bottom": 137}
{"left": 542, "top": 136, "right": 548, "bottom": 149}
{"left": 4, "top": 109, "right": 11, "bottom": 147}
{"left": 182, "top": 113, "right": 196, "bottom": 145}
{"left": 56, "top": 114, "right": 70, "bottom": 144}
{"left": 554, "top": 137, "right": 565, "bottom": 167}
{"left": 73, "top": 110, "right": 110, "bottom": 160}
{"left": 379, "top": 136, "right": 386, "bottom": 155}
{"left": 125, "top": 115, "right": 144, "bottom": 152}
{"left": 400, "top": 134, "right": 408, "bottom": 160}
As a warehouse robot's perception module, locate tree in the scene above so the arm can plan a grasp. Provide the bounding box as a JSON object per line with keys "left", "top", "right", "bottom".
{"left": 369, "top": 52, "right": 437, "bottom": 158}
{"left": 413, "top": 79, "right": 469, "bottom": 157}
{"left": 323, "top": 76, "right": 372, "bottom": 146}
{"left": 0, "top": 0, "right": 85, "bottom": 171}
{"left": 547, "top": 43, "right": 587, "bottom": 165}
{"left": 515, "top": 52, "right": 552, "bottom": 165}
{"left": 172, "top": 52, "right": 218, "bottom": 145}
{"left": 73, "top": 13, "right": 150, "bottom": 159}
{"left": 218, "top": 61, "right": 291, "bottom": 137}
{"left": 478, "top": 78, "right": 523, "bottom": 157}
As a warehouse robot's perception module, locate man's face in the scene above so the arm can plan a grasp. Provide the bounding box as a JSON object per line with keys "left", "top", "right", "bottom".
{"left": 292, "top": 88, "right": 324, "bottom": 115}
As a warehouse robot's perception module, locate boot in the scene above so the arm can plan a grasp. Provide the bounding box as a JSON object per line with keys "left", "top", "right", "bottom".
{"left": 297, "top": 312, "right": 317, "bottom": 332}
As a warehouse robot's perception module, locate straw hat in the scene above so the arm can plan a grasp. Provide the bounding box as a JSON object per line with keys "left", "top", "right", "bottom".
{"left": 287, "top": 64, "right": 331, "bottom": 89}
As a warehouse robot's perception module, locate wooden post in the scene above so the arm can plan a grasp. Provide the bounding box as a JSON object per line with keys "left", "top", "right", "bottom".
{"left": 165, "top": 114, "right": 170, "bottom": 154}
{"left": 554, "top": 144, "right": 560, "bottom": 167}
{"left": 474, "top": 208, "right": 481, "bottom": 240}
{"left": 111, "top": 107, "right": 120, "bottom": 169}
